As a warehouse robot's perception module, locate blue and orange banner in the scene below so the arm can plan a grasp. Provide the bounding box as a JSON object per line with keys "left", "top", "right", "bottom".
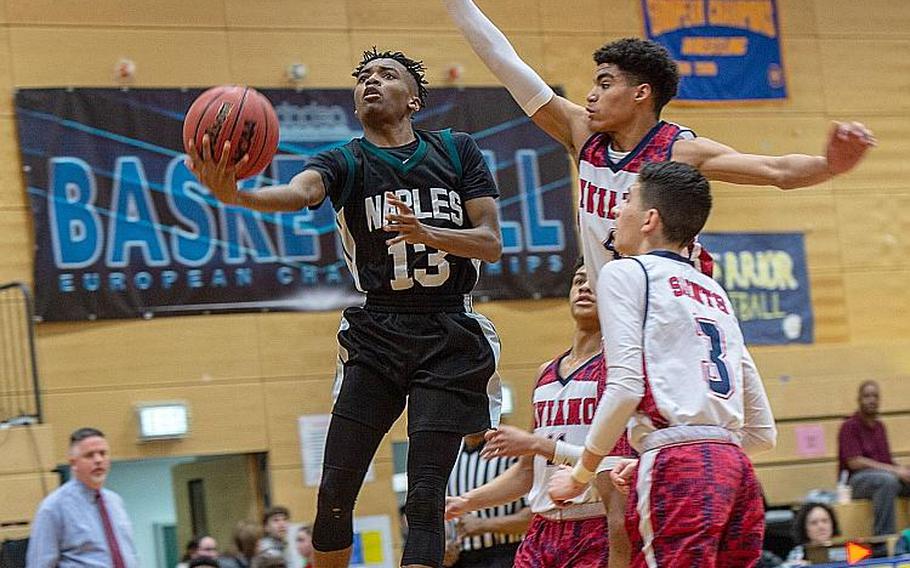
{"left": 16, "top": 88, "right": 577, "bottom": 321}
{"left": 699, "top": 232, "right": 813, "bottom": 345}
{"left": 641, "top": 0, "right": 787, "bottom": 101}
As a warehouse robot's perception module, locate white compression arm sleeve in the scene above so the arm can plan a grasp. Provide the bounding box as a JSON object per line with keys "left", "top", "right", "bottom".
{"left": 444, "top": 0, "right": 554, "bottom": 116}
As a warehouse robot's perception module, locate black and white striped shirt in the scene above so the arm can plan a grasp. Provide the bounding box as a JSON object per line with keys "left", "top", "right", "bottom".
{"left": 447, "top": 443, "right": 527, "bottom": 551}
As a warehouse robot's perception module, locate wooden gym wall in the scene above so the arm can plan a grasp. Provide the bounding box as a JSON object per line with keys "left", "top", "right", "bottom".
{"left": 1, "top": 1, "right": 909, "bottom": 531}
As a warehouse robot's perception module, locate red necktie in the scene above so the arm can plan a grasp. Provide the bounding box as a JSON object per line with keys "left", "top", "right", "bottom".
{"left": 96, "top": 490, "right": 126, "bottom": 568}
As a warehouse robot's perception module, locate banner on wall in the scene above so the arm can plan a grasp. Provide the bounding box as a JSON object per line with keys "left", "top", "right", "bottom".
{"left": 641, "top": 0, "right": 787, "bottom": 102}
{"left": 699, "top": 232, "right": 813, "bottom": 345}
{"left": 16, "top": 88, "right": 577, "bottom": 321}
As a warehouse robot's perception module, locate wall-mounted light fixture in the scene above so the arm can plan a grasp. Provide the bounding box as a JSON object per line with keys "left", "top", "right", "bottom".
{"left": 287, "top": 63, "right": 308, "bottom": 83}
{"left": 136, "top": 402, "right": 189, "bottom": 441}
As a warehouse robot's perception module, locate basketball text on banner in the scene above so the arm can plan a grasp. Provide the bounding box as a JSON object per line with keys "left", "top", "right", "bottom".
{"left": 640, "top": 0, "right": 787, "bottom": 102}
{"left": 16, "top": 88, "right": 577, "bottom": 321}
{"left": 698, "top": 232, "right": 813, "bottom": 345}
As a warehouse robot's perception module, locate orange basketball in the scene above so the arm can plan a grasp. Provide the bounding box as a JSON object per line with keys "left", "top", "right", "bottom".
{"left": 183, "top": 85, "right": 280, "bottom": 180}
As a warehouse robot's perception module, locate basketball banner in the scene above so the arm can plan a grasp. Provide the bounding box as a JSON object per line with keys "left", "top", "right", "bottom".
{"left": 641, "top": 0, "right": 787, "bottom": 102}
{"left": 16, "top": 88, "right": 577, "bottom": 321}
{"left": 699, "top": 232, "right": 813, "bottom": 345}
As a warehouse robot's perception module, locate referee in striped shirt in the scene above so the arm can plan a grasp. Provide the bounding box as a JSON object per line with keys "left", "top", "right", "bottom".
{"left": 446, "top": 432, "right": 531, "bottom": 567}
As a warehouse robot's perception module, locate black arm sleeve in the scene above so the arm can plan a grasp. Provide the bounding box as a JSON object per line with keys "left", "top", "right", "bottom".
{"left": 454, "top": 132, "right": 499, "bottom": 201}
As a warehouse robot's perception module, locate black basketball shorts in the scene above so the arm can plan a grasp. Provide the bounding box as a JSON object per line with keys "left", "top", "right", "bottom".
{"left": 331, "top": 305, "right": 501, "bottom": 436}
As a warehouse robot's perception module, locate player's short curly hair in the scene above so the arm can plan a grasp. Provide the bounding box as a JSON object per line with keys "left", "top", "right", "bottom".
{"left": 353, "top": 47, "right": 429, "bottom": 109}
{"left": 593, "top": 38, "right": 679, "bottom": 116}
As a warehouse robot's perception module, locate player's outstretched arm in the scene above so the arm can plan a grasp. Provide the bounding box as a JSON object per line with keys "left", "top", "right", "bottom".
{"left": 443, "top": 0, "right": 589, "bottom": 153}
{"left": 186, "top": 136, "right": 326, "bottom": 212}
{"left": 482, "top": 425, "right": 588, "bottom": 466}
{"left": 444, "top": 456, "right": 533, "bottom": 520}
{"left": 672, "top": 121, "right": 876, "bottom": 190}
{"left": 458, "top": 506, "right": 531, "bottom": 538}
{"left": 482, "top": 425, "right": 554, "bottom": 459}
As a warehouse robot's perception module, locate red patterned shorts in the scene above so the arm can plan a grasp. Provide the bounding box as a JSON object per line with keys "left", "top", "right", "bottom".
{"left": 626, "top": 442, "right": 764, "bottom": 568}
{"left": 513, "top": 513, "right": 609, "bottom": 568}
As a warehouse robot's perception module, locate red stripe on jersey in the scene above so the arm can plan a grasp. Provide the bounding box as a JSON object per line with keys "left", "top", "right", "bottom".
{"left": 695, "top": 244, "right": 715, "bottom": 278}
{"left": 637, "top": 354, "right": 669, "bottom": 429}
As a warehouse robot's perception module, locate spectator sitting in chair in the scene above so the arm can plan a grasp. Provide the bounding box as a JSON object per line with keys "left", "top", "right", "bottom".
{"left": 781, "top": 501, "right": 840, "bottom": 567}
{"left": 838, "top": 380, "right": 910, "bottom": 537}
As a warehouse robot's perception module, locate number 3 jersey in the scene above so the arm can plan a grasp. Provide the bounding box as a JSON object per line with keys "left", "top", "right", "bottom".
{"left": 304, "top": 129, "right": 498, "bottom": 307}
{"left": 588, "top": 251, "right": 775, "bottom": 455}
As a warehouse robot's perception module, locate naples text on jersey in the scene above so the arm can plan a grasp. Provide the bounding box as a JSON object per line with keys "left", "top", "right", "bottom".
{"left": 45, "top": 149, "right": 565, "bottom": 296}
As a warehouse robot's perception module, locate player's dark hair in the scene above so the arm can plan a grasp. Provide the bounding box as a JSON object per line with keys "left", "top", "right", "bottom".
{"left": 572, "top": 256, "right": 585, "bottom": 273}
{"left": 792, "top": 501, "right": 840, "bottom": 545}
{"left": 353, "top": 47, "right": 429, "bottom": 110}
{"left": 638, "top": 161, "right": 711, "bottom": 247}
{"left": 593, "top": 38, "right": 679, "bottom": 116}
{"left": 69, "top": 427, "right": 105, "bottom": 447}
{"left": 262, "top": 505, "right": 290, "bottom": 526}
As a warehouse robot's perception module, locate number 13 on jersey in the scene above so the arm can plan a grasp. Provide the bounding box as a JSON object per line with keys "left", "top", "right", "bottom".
{"left": 389, "top": 241, "right": 451, "bottom": 290}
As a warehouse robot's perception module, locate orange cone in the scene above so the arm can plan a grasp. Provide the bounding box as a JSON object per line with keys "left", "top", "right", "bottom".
{"left": 846, "top": 541, "right": 872, "bottom": 564}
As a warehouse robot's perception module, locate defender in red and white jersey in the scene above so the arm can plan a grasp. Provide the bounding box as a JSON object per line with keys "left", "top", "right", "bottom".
{"left": 447, "top": 262, "right": 635, "bottom": 568}
{"left": 576, "top": 121, "right": 701, "bottom": 280}
{"left": 444, "top": 0, "right": 875, "bottom": 286}
{"left": 550, "top": 163, "right": 777, "bottom": 568}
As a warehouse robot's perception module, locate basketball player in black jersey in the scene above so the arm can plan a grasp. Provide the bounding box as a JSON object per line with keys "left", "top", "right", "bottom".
{"left": 187, "top": 48, "right": 503, "bottom": 568}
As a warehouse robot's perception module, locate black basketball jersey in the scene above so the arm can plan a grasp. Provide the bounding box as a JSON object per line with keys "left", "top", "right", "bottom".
{"left": 305, "top": 129, "right": 499, "bottom": 307}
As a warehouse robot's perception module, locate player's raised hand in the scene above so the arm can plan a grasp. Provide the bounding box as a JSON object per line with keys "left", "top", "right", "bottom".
{"left": 482, "top": 426, "right": 538, "bottom": 458}
{"left": 384, "top": 192, "right": 431, "bottom": 246}
{"left": 548, "top": 465, "right": 587, "bottom": 507}
{"left": 445, "top": 495, "right": 471, "bottom": 521}
{"left": 825, "top": 121, "right": 876, "bottom": 176}
{"left": 185, "top": 135, "right": 249, "bottom": 205}
{"left": 609, "top": 458, "right": 638, "bottom": 495}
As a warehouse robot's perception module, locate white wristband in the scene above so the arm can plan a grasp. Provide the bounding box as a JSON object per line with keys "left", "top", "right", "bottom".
{"left": 553, "top": 440, "right": 584, "bottom": 466}
{"left": 570, "top": 462, "right": 596, "bottom": 485}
